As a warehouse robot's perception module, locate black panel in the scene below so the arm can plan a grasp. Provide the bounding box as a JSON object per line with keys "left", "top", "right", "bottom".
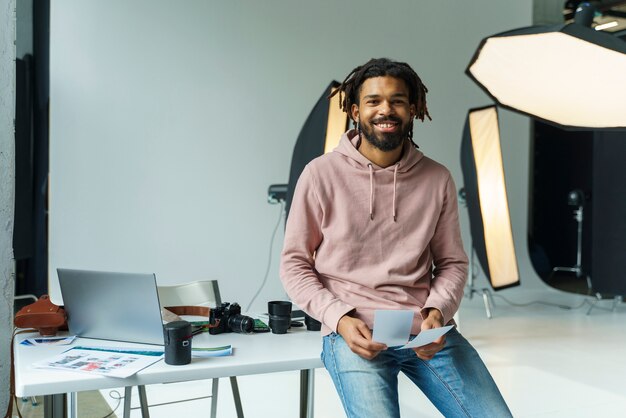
{"left": 529, "top": 120, "right": 626, "bottom": 296}
{"left": 31, "top": 0, "right": 49, "bottom": 297}
{"left": 528, "top": 121, "right": 593, "bottom": 280}
{"left": 15, "top": 0, "right": 49, "bottom": 298}
{"left": 591, "top": 131, "right": 626, "bottom": 295}
{"left": 14, "top": 56, "right": 35, "bottom": 260}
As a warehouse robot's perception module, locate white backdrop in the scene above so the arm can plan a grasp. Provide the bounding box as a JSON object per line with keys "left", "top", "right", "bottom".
{"left": 49, "top": 0, "right": 538, "bottom": 310}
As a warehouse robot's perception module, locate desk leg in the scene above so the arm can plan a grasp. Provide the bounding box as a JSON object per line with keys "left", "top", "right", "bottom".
{"left": 229, "top": 376, "right": 244, "bottom": 418}
{"left": 138, "top": 385, "right": 151, "bottom": 417}
{"left": 68, "top": 392, "right": 78, "bottom": 418}
{"left": 44, "top": 394, "right": 66, "bottom": 418}
{"left": 299, "top": 369, "right": 315, "bottom": 418}
{"left": 123, "top": 387, "right": 132, "bottom": 418}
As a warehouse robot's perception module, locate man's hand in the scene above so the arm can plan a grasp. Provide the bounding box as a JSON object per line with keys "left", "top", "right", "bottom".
{"left": 337, "top": 315, "right": 387, "bottom": 360}
{"left": 413, "top": 308, "right": 446, "bottom": 361}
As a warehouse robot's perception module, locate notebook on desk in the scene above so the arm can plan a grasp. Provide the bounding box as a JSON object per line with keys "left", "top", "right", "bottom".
{"left": 57, "top": 268, "right": 165, "bottom": 346}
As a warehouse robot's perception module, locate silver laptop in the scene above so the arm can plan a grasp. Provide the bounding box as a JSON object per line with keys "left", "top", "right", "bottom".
{"left": 57, "top": 268, "right": 165, "bottom": 345}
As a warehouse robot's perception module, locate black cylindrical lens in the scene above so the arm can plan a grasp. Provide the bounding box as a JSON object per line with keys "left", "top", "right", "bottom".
{"left": 268, "top": 316, "right": 291, "bottom": 334}
{"left": 268, "top": 300, "right": 293, "bottom": 334}
{"left": 228, "top": 314, "right": 254, "bottom": 334}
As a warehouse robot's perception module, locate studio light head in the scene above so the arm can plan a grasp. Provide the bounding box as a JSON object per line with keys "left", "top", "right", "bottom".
{"left": 466, "top": 22, "right": 626, "bottom": 129}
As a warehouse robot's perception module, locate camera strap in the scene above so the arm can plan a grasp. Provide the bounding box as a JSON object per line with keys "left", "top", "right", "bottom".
{"left": 162, "top": 306, "right": 221, "bottom": 333}
{"left": 163, "top": 306, "right": 211, "bottom": 317}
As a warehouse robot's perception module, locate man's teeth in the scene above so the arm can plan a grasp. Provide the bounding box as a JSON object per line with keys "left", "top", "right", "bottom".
{"left": 377, "top": 123, "right": 396, "bottom": 128}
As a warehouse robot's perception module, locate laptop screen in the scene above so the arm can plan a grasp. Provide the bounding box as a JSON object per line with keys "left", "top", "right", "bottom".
{"left": 57, "top": 268, "right": 165, "bottom": 345}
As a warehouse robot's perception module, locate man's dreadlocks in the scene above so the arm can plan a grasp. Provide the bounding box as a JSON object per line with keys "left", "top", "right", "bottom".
{"left": 329, "top": 58, "right": 431, "bottom": 147}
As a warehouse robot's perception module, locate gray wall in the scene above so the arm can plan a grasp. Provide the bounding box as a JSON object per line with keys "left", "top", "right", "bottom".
{"left": 48, "top": 0, "right": 538, "bottom": 312}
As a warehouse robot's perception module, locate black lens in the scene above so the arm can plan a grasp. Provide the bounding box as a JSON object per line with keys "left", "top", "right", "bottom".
{"left": 268, "top": 315, "right": 291, "bottom": 334}
{"left": 228, "top": 314, "right": 254, "bottom": 334}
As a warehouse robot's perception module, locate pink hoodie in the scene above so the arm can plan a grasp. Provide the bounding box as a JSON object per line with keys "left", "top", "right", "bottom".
{"left": 280, "top": 129, "right": 468, "bottom": 336}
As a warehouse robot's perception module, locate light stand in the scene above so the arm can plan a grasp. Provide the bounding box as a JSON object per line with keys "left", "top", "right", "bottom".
{"left": 547, "top": 188, "right": 622, "bottom": 315}
{"left": 458, "top": 185, "right": 500, "bottom": 319}
{"left": 586, "top": 293, "right": 623, "bottom": 315}
{"left": 465, "top": 242, "right": 496, "bottom": 319}
{"left": 551, "top": 189, "right": 593, "bottom": 291}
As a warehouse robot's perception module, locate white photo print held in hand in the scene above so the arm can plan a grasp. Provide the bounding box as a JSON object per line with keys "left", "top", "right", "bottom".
{"left": 372, "top": 309, "right": 454, "bottom": 349}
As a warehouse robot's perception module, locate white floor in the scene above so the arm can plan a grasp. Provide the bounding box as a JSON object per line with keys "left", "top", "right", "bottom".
{"left": 106, "top": 287, "right": 626, "bottom": 417}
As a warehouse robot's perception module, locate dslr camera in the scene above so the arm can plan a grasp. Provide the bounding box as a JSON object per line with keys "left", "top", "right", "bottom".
{"left": 209, "top": 302, "right": 254, "bottom": 334}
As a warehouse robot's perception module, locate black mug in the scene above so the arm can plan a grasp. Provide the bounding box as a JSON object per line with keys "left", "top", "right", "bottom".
{"left": 267, "top": 301, "right": 292, "bottom": 334}
{"left": 164, "top": 320, "right": 192, "bottom": 365}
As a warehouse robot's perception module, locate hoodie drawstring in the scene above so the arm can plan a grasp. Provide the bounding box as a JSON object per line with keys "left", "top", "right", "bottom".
{"left": 368, "top": 163, "right": 399, "bottom": 222}
{"left": 368, "top": 164, "right": 374, "bottom": 220}
{"left": 393, "top": 163, "right": 399, "bottom": 222}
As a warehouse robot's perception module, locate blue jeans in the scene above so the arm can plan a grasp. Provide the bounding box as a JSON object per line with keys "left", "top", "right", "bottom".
{"left": 322, "top": 328, "right": 512, "bottom": 418}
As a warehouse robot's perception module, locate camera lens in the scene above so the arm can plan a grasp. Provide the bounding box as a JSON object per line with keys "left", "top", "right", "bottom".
{"left": 268, "top": 301, "right": 292, "bottom": 334}
{"left": 228, "top": 314, "right": 254, "bottom": 334}
{"left": 268, "top": 316, "right": 291, "bottom": 334}
{"left": 304, "top": 314, "right": 321, "bottom": 331}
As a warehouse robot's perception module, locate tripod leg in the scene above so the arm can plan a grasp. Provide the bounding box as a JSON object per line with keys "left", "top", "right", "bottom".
{"left": 485, "top": 288, "right": 496, "bottom": 308}
{"left": 580, "top": 272, "right": 593, "bottom": 293}
{"left": 482, "top": 290, "right": 492, "bottom": 319}
{"left": 586, "top": 293, "right": 602, "bottom": 315}
{"left": 613, "top": 295, "right": 623, "bottom": 312}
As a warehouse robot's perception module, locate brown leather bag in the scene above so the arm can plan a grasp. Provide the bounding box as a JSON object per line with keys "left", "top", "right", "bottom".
{"left": 14, "top": 295, "right": 67, "bottom": 336}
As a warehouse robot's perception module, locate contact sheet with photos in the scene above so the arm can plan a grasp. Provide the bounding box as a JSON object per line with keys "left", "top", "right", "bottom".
{"left": 32, "top": 346, "right": 164, "bottom": 378}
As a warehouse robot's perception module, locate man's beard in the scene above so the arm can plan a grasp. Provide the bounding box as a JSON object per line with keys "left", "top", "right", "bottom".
{"left": 359, "top": 116, "right": 411, "bottom": 152}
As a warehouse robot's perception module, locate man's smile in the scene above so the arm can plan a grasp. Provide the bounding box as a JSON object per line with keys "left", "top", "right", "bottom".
{"left": 372, "top": 118, "right": 401, "bottom": 133}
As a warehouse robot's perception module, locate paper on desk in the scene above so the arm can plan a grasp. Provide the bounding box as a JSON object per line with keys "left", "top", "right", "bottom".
{"left": 21, "top": 336, "right": 76, "bottom": 346}
{"left": 32, "top": 346, "right": 163, "bottom": 378}
{"left": 372, "top": 310, "right": 414, "bottom": 347}
{"left": 396, "top": 325, "right": 454, "bottom": 350}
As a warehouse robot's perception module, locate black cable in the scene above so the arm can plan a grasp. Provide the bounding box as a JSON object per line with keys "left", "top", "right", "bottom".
{"left": 488, "top": 290, "right": 623, "bottom": 311}
{"left": 100, "top": 389, "right": 123, "bottom": 418}
{"left": 490, "top": 293, "right": 573, "bottom": 310}
{"left": 466, "top": 251, "right": 583, "bottom": 311}
{"left": 556, "top": 298, "right": 589, "bottom": 310}
{"left": 130, "top": 395, "right": 213, "bottom": 409}
{"left": 104, "top": 389, "right": 214, "bottom": 416}
{"left": 246, "top": 201, "right": 285, "bottom": 312}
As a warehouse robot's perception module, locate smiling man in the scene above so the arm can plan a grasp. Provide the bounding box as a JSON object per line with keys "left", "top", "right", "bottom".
{"left": 280, "top": 58, "right": 512, "bottom": 417}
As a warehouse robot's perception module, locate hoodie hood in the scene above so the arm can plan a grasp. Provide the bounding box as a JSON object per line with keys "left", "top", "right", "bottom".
{"left": 333, "top": 129, "right": 424, "bottom": 173}
{"left": 333, "top": 129, "right": 425, "bottom": 222}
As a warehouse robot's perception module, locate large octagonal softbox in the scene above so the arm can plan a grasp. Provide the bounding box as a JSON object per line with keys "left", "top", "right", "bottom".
{"left": 467, "top": 23, "right": 626, "bottom": 130}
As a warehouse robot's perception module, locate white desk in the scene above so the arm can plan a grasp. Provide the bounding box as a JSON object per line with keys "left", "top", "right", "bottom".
{"left": 14, "top": 327, "right": 323, "bottom": 418}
